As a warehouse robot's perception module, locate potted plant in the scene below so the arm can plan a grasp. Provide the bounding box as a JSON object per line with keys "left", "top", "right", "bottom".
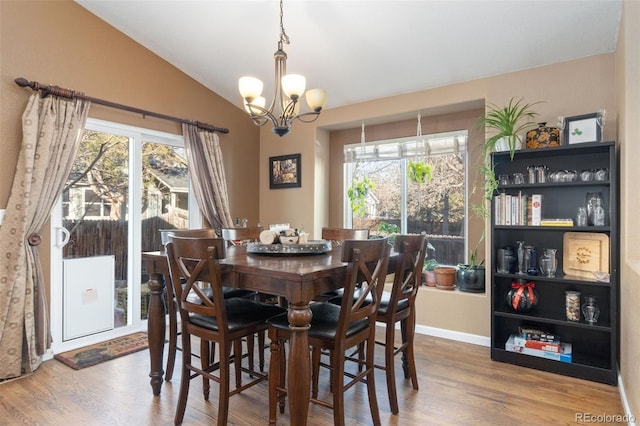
{"left": 480, "top": 97, "right": 541, "bottom": 159}
{"left": 422, "top": 258, "right": 439, "bottom": 287}
{"left": 458, "top": 97, "right": 542, "bottom": 292}
{"left": 347, "top": 176, "right": 375, "bottom": 228}
{"left": 407, "top": 160, "right": 433, "bottom": 185}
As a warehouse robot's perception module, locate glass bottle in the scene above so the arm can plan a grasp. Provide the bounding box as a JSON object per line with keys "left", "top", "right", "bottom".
{"left": 581, "top": 296, "right": 600, "bottom": 324}
{"left": 594, "top": 198, "right": 605, "bottom": 226}
{"left": 576, "top": 206, "right": 588, "bottom": 227}
{"left": 516, "top": 241, "right": 526, "bottom": 274}
{"left": 524, "top": 245, "right": 538, "bottom": 276}
{"left": 586, "top": 192, "right": 604, "bottom": 226}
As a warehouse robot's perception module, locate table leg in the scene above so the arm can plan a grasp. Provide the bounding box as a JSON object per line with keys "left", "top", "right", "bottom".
{"left": 287, "top": 302, "right": 312, "bottom": 425}
{"left": 147, "top": 272, "right": 166, "bottom": 396}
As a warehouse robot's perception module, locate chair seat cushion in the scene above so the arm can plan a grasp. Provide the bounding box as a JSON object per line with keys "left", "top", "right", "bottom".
{"left": 190, "top": 298, "right": 286, "bottom": 333}
{"left": 329, "top": 290, "right": 409, "bottom": 315}
{"left": 267, "top": 302, "right": 369, "bottom": 340}
{"left": 188, "top": 285, "right": 257, "bottom": 302}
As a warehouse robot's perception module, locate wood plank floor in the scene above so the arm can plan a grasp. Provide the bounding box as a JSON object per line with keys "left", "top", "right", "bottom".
{"left": 0, "top": 330, "right": 624, "bottom": 425}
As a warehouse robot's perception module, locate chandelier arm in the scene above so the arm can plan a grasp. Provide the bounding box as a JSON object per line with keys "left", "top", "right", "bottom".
{"left": 246, "top": 103, "right": 279, "bottom": 127}
{"left": 295, "top": 111, "right": 322, "bottom": 124}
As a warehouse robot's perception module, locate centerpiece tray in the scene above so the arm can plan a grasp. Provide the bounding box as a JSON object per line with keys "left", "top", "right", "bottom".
{"left": 246, "top": 240, "right": 332, "bottom": 256}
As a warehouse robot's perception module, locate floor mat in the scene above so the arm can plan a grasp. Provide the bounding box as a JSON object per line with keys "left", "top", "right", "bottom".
{"left": 54, "top": 332, "right": 148, "bottom": 370}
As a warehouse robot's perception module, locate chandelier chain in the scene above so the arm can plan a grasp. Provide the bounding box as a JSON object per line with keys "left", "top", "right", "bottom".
{"left": 279, "top": 0, "right": 290, "bottom": 46}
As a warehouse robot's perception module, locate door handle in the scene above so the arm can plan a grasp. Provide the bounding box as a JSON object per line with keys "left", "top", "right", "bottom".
{"left": 56, "top": 226, "right": 70, "bottom": 247}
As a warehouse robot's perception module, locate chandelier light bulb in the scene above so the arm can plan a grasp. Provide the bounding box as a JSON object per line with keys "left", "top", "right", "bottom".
{"left": 305, "top": 88, "right": 327, "bottom": 112}
{"left": 281, "top": 74, "right": 306, "bottom": 99}
{"left": 239, "top": 76, "right": 264, "bottom": 101}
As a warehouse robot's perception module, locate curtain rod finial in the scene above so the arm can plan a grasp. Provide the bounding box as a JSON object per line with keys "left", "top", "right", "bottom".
{"left": 15, "top": 77, "right": 31, "bottom": 88}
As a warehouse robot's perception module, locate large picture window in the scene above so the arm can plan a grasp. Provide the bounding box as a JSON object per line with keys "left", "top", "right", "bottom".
{"left": 344, "top": 130, "right": 468, "bottom": 265}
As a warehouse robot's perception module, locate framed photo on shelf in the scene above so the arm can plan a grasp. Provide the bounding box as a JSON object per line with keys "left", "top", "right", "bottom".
{"left": 564, "top": 113, "right": 602, "bottom": 144}
{"left": 269, "top": 153, "right": 301, "bottom": 189}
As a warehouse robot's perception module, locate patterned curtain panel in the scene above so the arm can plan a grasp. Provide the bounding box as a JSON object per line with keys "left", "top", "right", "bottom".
{"left": 182, "top": 124, "right": 234, "bottom": 231}
{"left": 0, "top": 93, "right": 90, "bottom": 380}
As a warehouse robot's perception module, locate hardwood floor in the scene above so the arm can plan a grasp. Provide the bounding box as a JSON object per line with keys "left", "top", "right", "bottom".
{"left": 0, "top": 330, "right": 624, "bottom": 425}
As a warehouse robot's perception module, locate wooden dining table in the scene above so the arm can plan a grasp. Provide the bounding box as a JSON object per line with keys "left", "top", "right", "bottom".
{"left": 142, "top": 243, "right": 392, "bottom": 425}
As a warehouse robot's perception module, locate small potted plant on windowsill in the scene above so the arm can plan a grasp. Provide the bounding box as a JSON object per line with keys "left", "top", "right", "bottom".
{"left": 422, "top": 258, "right": 439, "bottom": 287}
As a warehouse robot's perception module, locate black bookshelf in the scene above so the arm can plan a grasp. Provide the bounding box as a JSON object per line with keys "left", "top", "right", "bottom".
{"left": 490, "top": 142, "right": 619, "bottom": 385}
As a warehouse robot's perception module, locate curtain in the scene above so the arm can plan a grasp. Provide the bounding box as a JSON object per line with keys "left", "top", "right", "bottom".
{"left": 182, "top": 124, "right": 234, "bottom": 231}
{"left": 0, "top": 93, "right": 90, "bottom": 380}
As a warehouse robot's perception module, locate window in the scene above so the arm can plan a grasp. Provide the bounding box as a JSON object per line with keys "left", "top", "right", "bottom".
{"left": 344, "top": 130, "right": 468, "bottom": 265}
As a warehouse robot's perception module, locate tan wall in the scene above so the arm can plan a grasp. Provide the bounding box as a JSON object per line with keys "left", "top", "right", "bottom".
{"left": 1, "top": 1, "right": 260, "bottom": 287}
{"left": 259, "top": 53, "right": 616, "bottom": 339}
{"left": 617, "top": 0, "right": 640, "bottom": 417}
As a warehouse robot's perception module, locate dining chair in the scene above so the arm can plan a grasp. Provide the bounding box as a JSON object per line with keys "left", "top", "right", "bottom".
{"left": 162, "top": 228, "right": 258, "bottom": 382}
{"left": 314, "top": 227, "right": 370, "bottom": 302}
{"left": 321, "top": 227, "right": 370, "bottom": 246}
{"left": 319, "top": 234, "right": 427, "bottom": 415}
{"left": 373, "top": 233, "right": 427, "bottom": 414}
{"left": 267, "top": 238, "right": 390, "bottom": 426}
{"left": 220, "top": 226, "right": 263, "bottom": 246}
{"left": 166, "top": 235, "right": 286, "bottom": 426}
{"left": 221, "top": 225, "right": 279, "bottom": 372}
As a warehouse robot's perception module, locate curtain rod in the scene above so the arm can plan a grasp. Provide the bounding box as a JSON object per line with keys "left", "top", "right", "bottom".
{"left": 14, "top": 77, "right": 229, "bottom": 134}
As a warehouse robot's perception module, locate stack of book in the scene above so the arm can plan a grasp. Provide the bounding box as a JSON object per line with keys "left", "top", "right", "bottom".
{"left": 505, "top": 327, "right": 572, "bottom": 363}
{"left": 494, "top": 193, "right": 544, "bottom": 226}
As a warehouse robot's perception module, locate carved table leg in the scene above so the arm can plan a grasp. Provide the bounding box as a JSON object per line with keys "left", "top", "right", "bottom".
{"left": 147, "top": 272, "right": 166, "bottom": 396}
{"left": 287, "top": 302, "right": 312, "bottom": 425}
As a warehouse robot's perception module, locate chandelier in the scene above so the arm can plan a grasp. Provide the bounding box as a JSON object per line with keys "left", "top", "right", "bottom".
{"left": 238, "top": 0, "right": 327, "bottom": 137}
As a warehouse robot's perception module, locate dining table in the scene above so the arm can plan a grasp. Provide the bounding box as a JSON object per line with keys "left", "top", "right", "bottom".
{"left": 142, "top": 242, "right": 396, "bottom": 425}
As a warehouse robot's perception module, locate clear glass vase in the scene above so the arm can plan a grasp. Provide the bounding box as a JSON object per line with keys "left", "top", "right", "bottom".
{"left": 582, "top": 296, "right": 600, "bottom": 325}
{"left": 539, "top": 248, "right": 557, "bottom": 277}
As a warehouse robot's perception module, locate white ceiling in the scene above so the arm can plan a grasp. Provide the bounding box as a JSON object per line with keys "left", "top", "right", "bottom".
{"left": 76, "top": 0, "right": 622, "bottom": 112}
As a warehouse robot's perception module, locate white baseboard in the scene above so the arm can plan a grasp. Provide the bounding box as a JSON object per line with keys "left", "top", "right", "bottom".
{"left": 618, "top": 371, "right": 638, "bottom": 425}
{"left": 414, "top": 324, "right": 490, "bottom": 347}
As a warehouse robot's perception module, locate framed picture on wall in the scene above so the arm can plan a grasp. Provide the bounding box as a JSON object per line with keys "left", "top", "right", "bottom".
{"left": 564, "top": 113, "right": 602, "bottom": 144}
{"left": 269, "top": 153, "right": 301, "bottom": 189}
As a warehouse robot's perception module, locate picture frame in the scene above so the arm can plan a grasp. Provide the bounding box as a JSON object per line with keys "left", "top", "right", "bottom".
{"left": 564, "top": 113, "right": 602, "bottom": 144}
{"left": 269, "top": 153, "right": 301, "bottom": 189}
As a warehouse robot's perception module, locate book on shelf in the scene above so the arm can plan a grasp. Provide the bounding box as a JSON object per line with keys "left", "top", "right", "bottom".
{"left": 540, "top": 218, "right": 574, "bottom": 227}
{"left": 529, "top": 194, "right": 542, "bottom": 226}
{"left": 512, "top": 335, "right": 562, "bottom": 353}
{"left": 494, "top": 192, "right": 528, "bottom": 226}
{"left": 517, "top": 326, "right": 557, "bottom": 341}
{"left": 505, "top": 335, "right": 572, "bottom": 363}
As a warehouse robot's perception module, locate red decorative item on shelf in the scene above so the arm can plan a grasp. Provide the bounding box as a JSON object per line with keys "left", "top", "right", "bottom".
{"left": 506, "top": 280, "right": 538, "bottom": 312}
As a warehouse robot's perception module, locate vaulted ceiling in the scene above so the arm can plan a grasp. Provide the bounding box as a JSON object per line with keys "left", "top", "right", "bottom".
{"left": 76, "top": 0, "right": 622, "bottom": 112}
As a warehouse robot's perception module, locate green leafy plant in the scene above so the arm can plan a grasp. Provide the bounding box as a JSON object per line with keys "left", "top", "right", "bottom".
{"left": 347, "top": 176, "right": 376, "bottom": 219}
{"left": 423, "top": 258, "right": 439, "bottom": 271}
{"left": 377, "top": 221, "right": 399, "bottom": 235}
{"left": 407, "top": 160, "right": 433, "bottom": 185}
{"left": 465, "top": 97, "right": 542, "bottom": 269}
{"left": 480, "top": 97, "right": 541, "bottom": 160}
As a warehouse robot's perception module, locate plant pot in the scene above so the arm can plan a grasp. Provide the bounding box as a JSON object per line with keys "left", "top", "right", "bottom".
{"left": 423, "top": 270, "right": 436, "bottom": 287}
{"left": 434, "top": 266, "right": 456, "bottom": 289}
{"left": 495, "top": 135, "right": 523, "bottom": 152}
{"left": 456, "top": 265, "right": 486, "bottom": 293}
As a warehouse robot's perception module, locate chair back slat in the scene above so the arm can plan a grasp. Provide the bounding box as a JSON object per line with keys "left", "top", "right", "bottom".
{"left": 166, "top": 236, "right": 227, "bottom": 331}
{"left": 338, "top": 238, "right": 390, "bottom": 335}
{"left": 389, "top": 234, "right": 428, "bottom": 310}
{"left": 321, "top": 227, "right": 369, "bottom": 246}
{"left": 170, "top": 228, "right": 218, "bottom": 238}
{"left": 221, "top": 227, "right": 263, "bottom": 246}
